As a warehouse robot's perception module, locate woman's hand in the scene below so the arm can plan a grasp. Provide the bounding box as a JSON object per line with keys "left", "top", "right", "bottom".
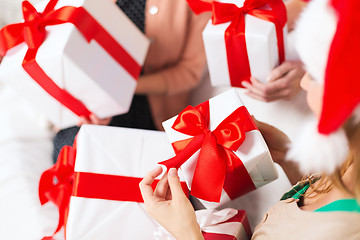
{"left": 77, "top": 114, "right": 112, "bottom": 126}
{"left": 139, "top": 167, "right": 204, "bottom": 240}
{"left": 242, "top": 61, "right": 305, "bottom": 102}
{"left": 254, "top": 118, "right": 290, "bottom": 164}
{"left": 254, "top": 118, "right": 302, "bottom": 184}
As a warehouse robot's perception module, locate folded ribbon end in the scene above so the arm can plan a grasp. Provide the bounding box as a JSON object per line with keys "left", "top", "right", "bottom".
{"left": 38, "top": 170, "right": 55, "bottom": 205}
{"left": 158, "top": 157, "right": 181, "bottom": 171}
{"left": 22, "top": 1, "right": 39, "bottom": 20}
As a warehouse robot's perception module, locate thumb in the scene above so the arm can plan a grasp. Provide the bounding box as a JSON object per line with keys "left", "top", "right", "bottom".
{"left": 167, "top": 168, "right": 185, "bottom": 199}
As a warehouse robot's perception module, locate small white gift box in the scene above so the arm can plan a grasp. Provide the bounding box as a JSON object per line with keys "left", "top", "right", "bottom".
{"left": 162, "top": 89, "right": 278, "bottom": 209}
{"left": 155, "top": 208, "right": 252, "bottom": 240}
{"left": 0, "top": 0, "right": 149, "bottom": 128}
{"left": 201, "top": 0, "right": 288, "bottom": 87}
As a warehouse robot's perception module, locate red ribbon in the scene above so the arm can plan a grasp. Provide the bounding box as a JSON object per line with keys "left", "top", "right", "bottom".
{"left": 39, "top": 145, "right": 77, "bottom": 238}
{"left": 201, "top": 210, "right": 252, "bottom": 240}
{"left": 0, "top": 0, "right": 141, "bottom": 119}
{"left": 73, "top": 172, "right": 189, "bottom": 202}
{"left": 39, "top": 143, "right": 188, "bottom": 238}
{"left": 159, "top": 101, "right": 257, "bottom": 202}
{"left": 187, "top": 0, "right": 287, "bottom": 87}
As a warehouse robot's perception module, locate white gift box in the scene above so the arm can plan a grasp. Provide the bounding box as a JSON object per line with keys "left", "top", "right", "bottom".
{"left": 162, "top": 89, "right": 278, "bottom": 209}
{"left": 202, "top": 0, "right": 288, "bottom": 87}
{"left": 155, "top": 208, "right": 252, "bottom": 240}
{"left": 65, "top": 125, "right": 187, "bottom": 239}
{"left": 0, "top": 0, "right": 149, "bottom": 128}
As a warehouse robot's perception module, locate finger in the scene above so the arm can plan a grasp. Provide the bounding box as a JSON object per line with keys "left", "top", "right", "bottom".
{"left": 249, "top": 77, "right": 287, "bottom": 98}
{"left": 77, "top": 116, "right": 89, "bottom": 126}
{"left": 102, "top": 117, "right": 112, "bottom": 125}
{"left": 154, "top": 172, "right": 169, "bottom": 199}
{"left": 77, "top": 120, "right": 83, "bottom": 126}
{"left": 247, "top": 88, "right": 292, "bottom": 102}
{"left": 241, "top": 80, "right": 252, "bottom": 90}
{"left": 165, "top": 186, "right": 173, "bottom": 200}
{"left": 91, "top": 115, "right": 112, "bottom": 125}
{"left": 90, "top": 114, "right": 100, "bottom": 125}
{"left": 245, "top": 90, "right": 281, "bottom": 102}
{"left": 248, "top": 77, "right": 267, "bottom": 92}
{"left": 267, "top": 61, "right": 293, "bottom": 82}
{"left": 167, "top": 168, "right": 186, "bottom": 200}
{"left": 260, "top": 76, "right": 291, "bottom": 94}
{"left": 274, "top": 88, "right": 293, "bottom": 100}
{"left": 245, "top": 91, "right": 269, "bottom": 102}
{"left": 140, "top": 166, "right": 163, "bottom": 203}
{"left": 53, "top": 126, "right": 61, "bottom": 133}
{"left": 243, "top": 79, "right": 268, "bottom": 99}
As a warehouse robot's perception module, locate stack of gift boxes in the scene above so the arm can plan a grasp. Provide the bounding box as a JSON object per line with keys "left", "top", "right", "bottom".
{"left": 0, "top": 0, "right": 288, "bottom": 239}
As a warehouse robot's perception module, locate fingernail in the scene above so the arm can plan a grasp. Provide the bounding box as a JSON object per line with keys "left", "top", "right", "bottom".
{"left": 242, "top": 81, "right": 249, "bottom": 88}
{"left": 266, "top": 76, "right": 272, "bottom": 81}
{"left": 168, "top": 168, "right": 177, "bottom": 177}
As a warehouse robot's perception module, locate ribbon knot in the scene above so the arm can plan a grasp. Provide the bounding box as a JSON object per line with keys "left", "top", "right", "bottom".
{"left": 22, "top": 1, "right": 47, "bottom": 49}
{"left": 240, "top": 7, "right": 249, "bottom": 14}
{"left": 160, "top": 101, "right": 256, "bottom": 202}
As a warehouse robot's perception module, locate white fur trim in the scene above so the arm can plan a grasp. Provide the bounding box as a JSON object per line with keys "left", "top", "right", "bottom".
{"left": 294, "top": 0, "right": 337, "bottom": 84}
{"left": 286, "top": 117, "right": 348, "bottom": 174}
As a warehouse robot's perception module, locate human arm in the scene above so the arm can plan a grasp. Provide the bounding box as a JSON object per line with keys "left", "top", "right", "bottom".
{"left": 139, "top": 167, "right": 204, "bottom": 240}
{"left": 135, "top": 8, "right": 210, "bottom": 95}
{"left": 242, "top": 60, "right": 305, "bottom": 102}
{"left": 253, "top": 118, "right": 303, "bottom": 185}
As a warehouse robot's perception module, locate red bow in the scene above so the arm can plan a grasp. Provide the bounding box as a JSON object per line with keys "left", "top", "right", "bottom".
{"left": 160, "top": 101, "right": 256, "bottom": 202}
{"left": 0, "top": 0, "right": 141, "bottom": 120}
{"left": 0, "top": 1, "right": 49, "bottom": 53}
{"left": 39, "top": 145, "right": 77, "bottom": 238}
{"left": 187, "top": 0, "right": 287, "bottom": 87}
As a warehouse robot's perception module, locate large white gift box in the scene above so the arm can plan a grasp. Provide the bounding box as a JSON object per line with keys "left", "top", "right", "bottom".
{"left": 68, "top": 126, "right": 188, "bottom": 239}
{"left": 162, "top": 89, "right": 278, "bottom": 209}
{"left": 0, "top": 0, "right": 149, "bottom": 128}
{"left": 155, "top": 208, "right": 252, "bottom": 240}
{"left": 40, "top": 125, "right": 188, "bottom": 239}
{"left": 200, "top": 0, "right": 288, "bottom": 87}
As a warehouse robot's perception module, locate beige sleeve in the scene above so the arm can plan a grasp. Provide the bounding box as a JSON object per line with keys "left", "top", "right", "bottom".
{"left": 141, "top": 11, "right": 210, "bottom": 96}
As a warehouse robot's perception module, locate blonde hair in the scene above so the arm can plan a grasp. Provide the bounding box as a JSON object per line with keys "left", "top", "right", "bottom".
{"left": 305, "top": 117, "right": 360, "bottom": 202}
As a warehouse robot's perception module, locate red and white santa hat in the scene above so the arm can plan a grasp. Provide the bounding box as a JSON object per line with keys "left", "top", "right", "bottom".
{"left": 286, "top": 0, "right": 360, "bottom": 174}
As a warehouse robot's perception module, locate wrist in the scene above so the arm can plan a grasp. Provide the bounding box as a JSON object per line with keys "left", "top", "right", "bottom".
{"left": 176, "top": 222, "right": 203, "bottom": 240}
